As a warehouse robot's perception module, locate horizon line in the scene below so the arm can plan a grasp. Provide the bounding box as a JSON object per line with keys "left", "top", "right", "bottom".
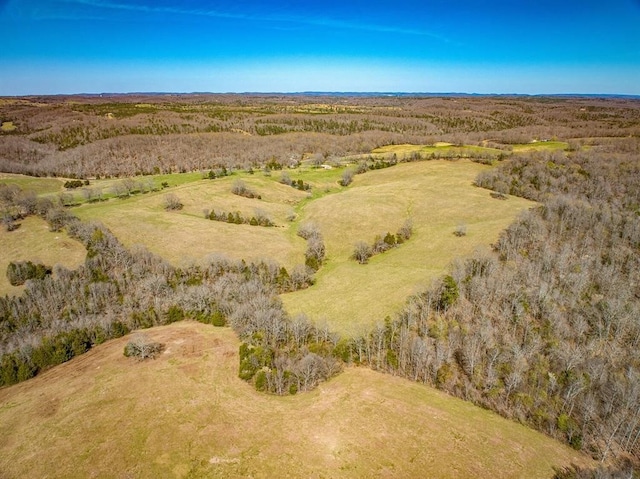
{"left": 3, "top": 91, "right": 640, "bottom": 99}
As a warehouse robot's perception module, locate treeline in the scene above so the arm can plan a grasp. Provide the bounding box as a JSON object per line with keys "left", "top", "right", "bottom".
{"left": 297, "top": 222, "right": 326, "bottom": 272}
{"left": 0, "top": 203, "right": 338, "bottom": 390}
{"left": 352, "top": 219, "right": 414, "bottom": 264}
{"left": 0, "top": 182, "right": 72, "bottom": 232}
{"left": 347, "top": 146, "right": 640, "bottom": 465}
{"left": 205, "top": 208, "right": 274, "bottom": 227}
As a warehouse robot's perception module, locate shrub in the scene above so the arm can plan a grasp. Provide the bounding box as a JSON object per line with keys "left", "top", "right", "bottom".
{"left": 304, "top": 236, "right": 325, "bottom": 271}
{"left": 45, "top": 207, "right": 74, "bottom": 232}
{"left": 297, "top": 222, "right": 321, "bottom": 240}
{"left": 163, "top": 193, "right": 183, "bottom": 211}
{"left": 7, "top": 260, "right": 52, "bottom": 286}
{"left": 163, "top": 305, "right": 183, "bottom": 324}
{"left": 123, "top": 333, "right": 164, "bottom": 360}
{"left": 1, "top": 211, "right": 17, "bottom": 231}
{"left": 352, "top": 241, "right": 373, "bottom": 264}
{"left": 396, "top": 218, "right": 413, "bottom": 242}
{"left": 339, "top": 169, "right": 355, "bottom": 187}
{"left": 231, "top": 180, "right": 261, "bottom": 199}
{"left": 64, "top": 179, "right": 85, "bottom": 189}
{"left": 280, "top": 171, "right": 292, "bottom": 186}
{"left": 356, "top": 161, "right": 369, "bottom": 174}
{"left": 453, "top": 223, "right": 467, "bottom": 237}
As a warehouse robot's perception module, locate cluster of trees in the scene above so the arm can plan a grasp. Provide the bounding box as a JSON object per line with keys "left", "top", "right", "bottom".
{"left": 123, "top": 333, "right": 164, "bottom": 360}
{"left": 356, "top": 155, "right": 399, "bottom": 172}
{"left": 204, "top": 166, "right": 230, "bottom": 180}
{"left": 231, "top": 180, "right": 261, "bottom": 199}
{"left": 6, "top": 261, "right": 52, "bottom": 286}
{"left": 63, "top": 179, "right": 89, "bottom": 189}
{"left": 0, "top": 182, "right": 82, "bottom": 233}
{"left": 345, "top": 144, "right": 640, "bottom": 465}
{"left": 297, "top": 222, "right": 326, "bottom": 272}
{"left": 340, "top": 154, "right": 408, "bottom": 187}
{"left": 111, "top": 177, "right": 160, "bottom": 198}
{"left": 1, "top": 183, "right": 40, "bottom": 230}
{"left": 237, "top": 311, "right": 342, "bottom": 394}
{"left": 205, "top": 208, "right": 274, "bottom": 227}
{"left": 352, "top": 219, "right": 414, "bottom": 264}
{"left": 279, "top": 172, "right": 311, "bottom": 191}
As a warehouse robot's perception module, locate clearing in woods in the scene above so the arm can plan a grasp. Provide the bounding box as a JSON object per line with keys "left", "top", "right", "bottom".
{"left": 0, "top": 321, "right": 591, "bottom": 478}
{"left": 1, "top": 158, "right": 534, "bottom": 334}
{"left": 281, "top": 160, "right": 534, "bottom": 335}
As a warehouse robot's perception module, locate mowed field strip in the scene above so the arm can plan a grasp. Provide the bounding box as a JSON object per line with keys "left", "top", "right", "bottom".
{"left": 0, "top": 321, "right": 591, "bottom": 478}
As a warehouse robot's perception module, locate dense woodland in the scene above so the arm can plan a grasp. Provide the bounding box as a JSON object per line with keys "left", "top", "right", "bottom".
{"left": 1, "top": 94, "right": 639, "bottom": 177}
{"left": 1, "top": 94, "right": 640, "bottom": 475}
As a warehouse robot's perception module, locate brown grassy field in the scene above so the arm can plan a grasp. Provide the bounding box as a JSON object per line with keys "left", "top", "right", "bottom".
{"left": 74, "top": 175, "right": 309, "bottom": 269}
{"left": 0, "top": 321, "right": 591, "bottom": 478}
{"left": 0, "top": 216, "right": 86, "bottom": 296}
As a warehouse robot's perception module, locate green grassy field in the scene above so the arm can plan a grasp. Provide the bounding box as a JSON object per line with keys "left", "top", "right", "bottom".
{"left": 74, "top": 173, "right": 310, "bottom": 269}
{"left": 371, "top": 143, "right": 505, "bottom": 159}
{"left": 0, "top": 173, "right": 66, "bottom": 196}
{"left": 0, "top": 321, "right": 591, "bottom": 478}
{"left": 511, "top": 141, "right": 569, "bottom": 152}
{"left": 0, "top": 216, "right": 86, "bottom": 296}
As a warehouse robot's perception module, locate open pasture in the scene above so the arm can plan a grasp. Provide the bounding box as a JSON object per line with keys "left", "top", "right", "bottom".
{"left": 70, "top": 159, "right": 534, "bottom": 335}
{"left": 371, "top": 143, "right": 505, "bottom": 160}
{"left": 510, "top": 140, "right": 569, "bottom": 152}
{"left": 74, "top": 174, "right": 309, "bottom": 269}
{"left": 282, "top": 160, "right": 534, "bottom": 335}
{"left": 0, "top": 173, "right": 66, "bottom": 196}
{"left": 1, "top": 158, "right": 534, "bottom": 334}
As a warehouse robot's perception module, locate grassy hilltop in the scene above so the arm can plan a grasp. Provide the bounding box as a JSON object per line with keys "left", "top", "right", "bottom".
{"left": 0, "top": 321, "right": 590, "bottom": 478}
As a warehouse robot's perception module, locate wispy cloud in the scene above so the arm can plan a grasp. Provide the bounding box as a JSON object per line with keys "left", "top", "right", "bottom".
{"left": 50, "top": 0, "right": 450, "bottom": 41}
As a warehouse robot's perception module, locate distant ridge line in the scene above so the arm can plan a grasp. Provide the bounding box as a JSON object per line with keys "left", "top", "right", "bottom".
{"left": 4, "top": 92, "right": 640, "bottom": 100}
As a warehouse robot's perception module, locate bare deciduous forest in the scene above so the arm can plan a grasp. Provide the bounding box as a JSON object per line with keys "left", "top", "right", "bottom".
{"left": 1, "top": 94, "right": 640, "bottom": 475}
{"left": 1, "top": 94, "right": 639, "bottom": 177}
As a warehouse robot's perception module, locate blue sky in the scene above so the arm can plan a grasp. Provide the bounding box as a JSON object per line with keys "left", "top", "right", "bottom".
{"left": 1, "top": 0, "right": 639, "bottom": 95}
